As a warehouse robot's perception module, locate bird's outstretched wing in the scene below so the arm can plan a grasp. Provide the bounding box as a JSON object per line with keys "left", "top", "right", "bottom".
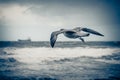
{"left": 81, "top": 28, "right": 104, "bottom": 36}
{"left": 74, "top": 27, "right": 104, "bottom": 36}
{"left": 50, "top": 31, "right": 63, "bottom": 48}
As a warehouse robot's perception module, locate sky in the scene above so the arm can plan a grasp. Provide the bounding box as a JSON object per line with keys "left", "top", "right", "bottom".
{"left": 0, "top": 0, "right": 120, "bottom": 41}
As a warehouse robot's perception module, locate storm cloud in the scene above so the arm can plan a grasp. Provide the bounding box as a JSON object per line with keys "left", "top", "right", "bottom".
{"left": 0, "top": 0, "right": 120, "bottom": 41}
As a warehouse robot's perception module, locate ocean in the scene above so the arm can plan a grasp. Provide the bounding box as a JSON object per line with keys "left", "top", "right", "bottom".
{"left": 0, "top": 41, "right": 120, "bottom": 80}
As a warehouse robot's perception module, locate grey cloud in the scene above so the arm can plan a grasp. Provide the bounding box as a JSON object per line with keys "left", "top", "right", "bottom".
{"left": 25, "top": 5, "right": 81, "bottom": 16}
{"left": 0, "top": 16, "right": 9, "bottom": 41}
{"left": 0, "top": 0, "right": 118, "bottom": 7}
{"left": 0, "top": 0, "right": 120, "bottom": 41}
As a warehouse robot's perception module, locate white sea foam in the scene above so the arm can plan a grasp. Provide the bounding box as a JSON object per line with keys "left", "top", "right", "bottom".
{"left": 3, "top": 47, "right": 120, "bottom": 63}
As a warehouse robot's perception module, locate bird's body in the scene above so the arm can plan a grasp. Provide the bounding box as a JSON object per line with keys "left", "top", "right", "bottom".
{"left": 63, "top": 30, "right": 78, "bottom": 38}
{"left": 50, "top": 27, "right": 104, "bottom": 47}
{"left": 63, "top": 30, "right": 89, "bottom": 39}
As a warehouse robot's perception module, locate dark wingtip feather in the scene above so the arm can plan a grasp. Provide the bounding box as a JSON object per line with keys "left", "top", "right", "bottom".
{"left": 82, "top": 28, "right": 104, "bottom": 37}
{"left": 50, "top": 37, "right": 54, "bottom": 48}
{"left": 100, "top": 34, "right": 104, "bottom": 36}
{"left": 50, "top": 40, "right": 54, "bottom": 48}
{"left": 50, "top": 32, "right": 56, "bottom": 48}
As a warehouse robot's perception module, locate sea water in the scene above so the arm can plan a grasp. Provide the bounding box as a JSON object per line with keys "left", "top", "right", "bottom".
{"left": 0, "top": 41, "right": 120, "bottom": 80}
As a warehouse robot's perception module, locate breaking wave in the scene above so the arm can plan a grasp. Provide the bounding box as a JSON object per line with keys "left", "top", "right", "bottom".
{"left": 3, "top": 47, "right": 120, "bottom": 64}
{"left": 1, "top": 46, "right": 120, "bottom": 80}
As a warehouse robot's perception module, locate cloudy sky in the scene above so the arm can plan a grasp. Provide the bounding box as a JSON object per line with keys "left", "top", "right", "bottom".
{"left": 0, "top": 0, "right": 120, "bottom": 41}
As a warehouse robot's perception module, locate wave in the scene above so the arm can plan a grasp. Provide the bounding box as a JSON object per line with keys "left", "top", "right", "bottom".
{"left": 3, "top": 47, "right": 120, "bottom": 64}
{"left": 1, "top": 47, "right": 120, "bottom": 80}
{"left": 0, "top": 75, "right": 58, "bottom": 80}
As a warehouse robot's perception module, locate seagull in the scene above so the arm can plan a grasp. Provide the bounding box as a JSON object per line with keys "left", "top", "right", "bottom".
{"left": 50, "top": 27, "right": 104, "bottom": 47}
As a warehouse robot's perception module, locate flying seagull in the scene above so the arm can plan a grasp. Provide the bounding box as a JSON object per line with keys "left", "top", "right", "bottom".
{"left": 50, "top": 27, "right": 104, "bottom": 47}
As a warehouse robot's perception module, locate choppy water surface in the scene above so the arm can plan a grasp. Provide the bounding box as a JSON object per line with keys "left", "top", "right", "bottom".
{"left": 0, "top": 41, "right": 120, "bottom": 80}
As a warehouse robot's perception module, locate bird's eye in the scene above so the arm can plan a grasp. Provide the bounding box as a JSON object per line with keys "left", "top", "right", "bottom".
{"left": 60, "top": 29, "right": 64, "bottom": 31}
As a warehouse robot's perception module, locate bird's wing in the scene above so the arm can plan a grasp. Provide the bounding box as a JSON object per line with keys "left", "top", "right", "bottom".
{"left": 81, "top": 28, "right": 104, "bottom": 36}
{"left": 50, "top": 31, "right": 63, "bottom": 48}
{"left": 73, "top": 27, "right": 104, "bottom": 36}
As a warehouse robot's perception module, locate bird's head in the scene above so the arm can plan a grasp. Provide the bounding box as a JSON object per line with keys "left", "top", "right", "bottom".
{"left": 60, "top": 28, "right": 65, "bottom": 32}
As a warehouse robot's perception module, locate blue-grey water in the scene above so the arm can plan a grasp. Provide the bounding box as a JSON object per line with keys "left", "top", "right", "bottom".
{"left": 0, "top": 41, "right": 120, "bottom": 80}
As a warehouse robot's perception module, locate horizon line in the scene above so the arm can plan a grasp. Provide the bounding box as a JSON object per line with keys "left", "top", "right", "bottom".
{"left": 0, "top": 40, "right": 120, "bottom": 42}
